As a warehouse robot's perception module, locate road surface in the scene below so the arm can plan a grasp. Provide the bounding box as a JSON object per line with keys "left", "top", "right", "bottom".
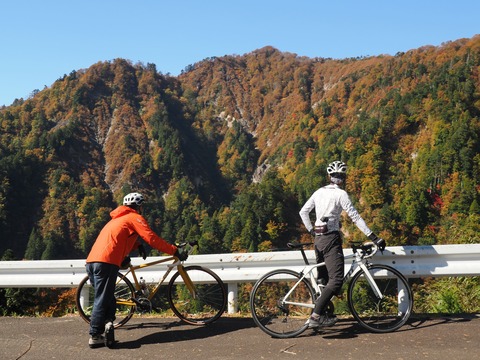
{"left": 1, "top": 314, "right": 478, "bottom": 360}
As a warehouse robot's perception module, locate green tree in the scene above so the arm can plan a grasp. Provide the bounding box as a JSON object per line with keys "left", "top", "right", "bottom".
{"left": 24, "top": 228, "right": 44, "bottom": 260}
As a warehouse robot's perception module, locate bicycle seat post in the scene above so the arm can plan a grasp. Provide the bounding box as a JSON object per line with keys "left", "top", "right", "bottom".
{"left": 300, "top": 247, "right": 310, "bottom": 265}
{"left": 287, "top": 242, "right": 312, "bottom": 265}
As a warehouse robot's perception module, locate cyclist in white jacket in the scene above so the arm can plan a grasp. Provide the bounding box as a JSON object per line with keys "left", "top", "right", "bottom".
{"left": 299, "top": 161, "right": 385, "bottom": 328}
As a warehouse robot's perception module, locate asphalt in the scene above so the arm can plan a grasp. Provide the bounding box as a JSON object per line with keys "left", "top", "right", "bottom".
{"left": 1, "top": 314, "right": 479, "bottom": 360}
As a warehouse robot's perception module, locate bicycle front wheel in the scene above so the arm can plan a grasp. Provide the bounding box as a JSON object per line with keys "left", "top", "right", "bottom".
{"left": 76, "top": 273, "right": 136, "bottom": 328}
{"left": 167, "top": 265, "right": 227, "bottom": 325}
{"left": 348, "top": 264, "right": 413, "bottom": 333}
{"left": 250, "top": 269, "right": 315, "bottom": 338}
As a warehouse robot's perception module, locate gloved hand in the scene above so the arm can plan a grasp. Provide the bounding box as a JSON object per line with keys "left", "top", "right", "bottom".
{"left": 309, "top": 229, "right": 316, "bottom": 237}
{"left": 368, "top": 233, "right": 386, "bottom": 251}
{"left": 138, "top": 244, "right": 147, "bottom": 260}
{"left": 174, "top": 247, "right": 188, "bottom": 261}
{"left": 120, "top": 256, "right": 131, "bottom": 269}
{"left": 374, "top": 238, "right": 386, "bottom": 251}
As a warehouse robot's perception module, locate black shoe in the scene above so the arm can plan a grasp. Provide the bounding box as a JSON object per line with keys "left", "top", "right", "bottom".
{"left": 104, "top": 322, "right": 115, "bottom": 348}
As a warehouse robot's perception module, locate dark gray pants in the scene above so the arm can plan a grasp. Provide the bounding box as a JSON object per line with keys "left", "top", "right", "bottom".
{"left": 313, "top": 231, "right": 344, "bottom": 315}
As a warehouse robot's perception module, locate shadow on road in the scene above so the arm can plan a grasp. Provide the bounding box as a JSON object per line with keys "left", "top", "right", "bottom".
{"left": 403, "top": 314, "right": 475, "bottom": 331}
{"left": 108, "top": 314, "right": 477, "bottom": 348}
{"left": 293, "top": 314, "right": 477, "bottom": 340}
{"left": 114, "top": 317, "right": 256, "bottom": 349}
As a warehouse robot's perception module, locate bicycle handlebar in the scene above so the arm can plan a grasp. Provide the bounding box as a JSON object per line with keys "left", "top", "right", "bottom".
{"left": 177, "top": 240, "right": 199, "bottom": 248}
{"left": 350, "top": 241, "right": 378, "bottom": 259}
{"left": 176, "top": 240, "right": 199, "bottom": 257}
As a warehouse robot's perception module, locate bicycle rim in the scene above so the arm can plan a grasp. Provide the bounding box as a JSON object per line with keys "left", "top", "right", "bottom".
{"left": 348, "top": 264, "right": 413, "bottom": 333}
{"left": 76, "top": 273, "right": 136, "bottom": 328}
{"left": 250, "top": 269, "right": 315, "bottom": 338}
{"left": 167, "top": 265, "right": 227, "bottom": 325}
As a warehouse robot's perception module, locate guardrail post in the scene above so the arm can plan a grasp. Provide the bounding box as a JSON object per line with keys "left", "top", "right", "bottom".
{"left": 227, "top": 283, "right": 237, "bottom": 314}
{"left": 78, "top": 284, "right": 90, "bottom": 310}
{"left": 398, "top": 279, "right": 409, "bottom": 314}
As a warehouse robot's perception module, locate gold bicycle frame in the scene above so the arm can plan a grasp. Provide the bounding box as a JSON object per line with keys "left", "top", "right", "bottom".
{"left": 115, "top": 255, "right": 196, "bottom": 307}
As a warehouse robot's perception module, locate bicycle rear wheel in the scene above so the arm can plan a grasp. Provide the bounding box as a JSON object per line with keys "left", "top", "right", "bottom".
{"left": 250, "top": 269, "right": 315, "bottom": 338}
{"left": 167, "top": 265, "right": 227, "bottom": 325}
{"left": 76, "top": 273, "right": 136, "bottom": 328}
{"left": 348, "top": 264, "right": 413, "bottom": 333}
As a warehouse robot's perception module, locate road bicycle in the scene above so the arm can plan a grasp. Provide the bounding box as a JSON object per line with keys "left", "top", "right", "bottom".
{"left": 250, "top": 241, "right": 413, "bottom": 338}
{"left": 76, "top": 241, "right": 227, "bottom": 328}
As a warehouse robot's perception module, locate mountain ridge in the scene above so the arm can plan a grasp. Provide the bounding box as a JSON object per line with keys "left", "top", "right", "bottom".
{"left": 1, "top": 35, "right": 479, "bottom": 260}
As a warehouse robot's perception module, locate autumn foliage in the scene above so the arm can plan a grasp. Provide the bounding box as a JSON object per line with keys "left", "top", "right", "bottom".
{"left": 1, "top": 37, "right": 480, "bottom": 262}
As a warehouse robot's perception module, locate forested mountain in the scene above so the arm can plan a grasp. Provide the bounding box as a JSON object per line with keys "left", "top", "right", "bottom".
{"left": 1, "top": 36, "right": 479, "bottom": 260}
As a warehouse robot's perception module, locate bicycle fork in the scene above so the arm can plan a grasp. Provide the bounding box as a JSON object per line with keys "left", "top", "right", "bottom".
{"left": 353, "top": 262, "right": 409, "bottom": 315}
{"left": 176, "top": 266, "right": 197, "bottom": 299}
{"left": 356, "top": 262, "right": 383, "bottom": 299}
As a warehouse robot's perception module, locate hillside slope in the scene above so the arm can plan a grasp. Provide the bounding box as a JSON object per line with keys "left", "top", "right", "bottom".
{"left": 1, "top": 36, "right": 479, "bottom": 259}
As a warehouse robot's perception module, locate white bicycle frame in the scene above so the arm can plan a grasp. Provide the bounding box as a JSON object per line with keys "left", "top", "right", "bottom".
{"left": 280, "top": 244, "right": 384, "bottom": 310}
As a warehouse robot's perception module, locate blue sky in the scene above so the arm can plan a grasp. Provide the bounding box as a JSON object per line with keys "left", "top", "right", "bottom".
{"left": 1, "top": 0, "right": 479, "bottom": 106}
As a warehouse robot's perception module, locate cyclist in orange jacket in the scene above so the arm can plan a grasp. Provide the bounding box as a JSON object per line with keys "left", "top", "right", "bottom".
{"left": 85, "top": 192, "right": 188, "bottom": 348}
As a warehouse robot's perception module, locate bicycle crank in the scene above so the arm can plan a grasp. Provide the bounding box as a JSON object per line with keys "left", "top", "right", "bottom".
{"left": 131, "top": 297, "right": 152, "bottom": 313}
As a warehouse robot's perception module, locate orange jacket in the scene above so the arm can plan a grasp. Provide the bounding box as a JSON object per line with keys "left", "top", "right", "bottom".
{"left": 86, "top": 206, "right": 177, "bottom": 266}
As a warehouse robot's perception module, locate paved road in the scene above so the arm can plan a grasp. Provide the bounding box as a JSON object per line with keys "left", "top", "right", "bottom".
{"left": 1, "top": 314, "right": 478, "bottom": 360}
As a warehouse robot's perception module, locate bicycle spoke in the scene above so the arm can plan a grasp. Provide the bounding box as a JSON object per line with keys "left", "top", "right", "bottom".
{"left": 76, "top": 273, "right": 136, "bottom": 329}
{"left": 250, "top": 270, "right": 314, "bottom": 338}
{"left": 348, "top": 265, "right": 412, "bottom": 333}
{"left": 168, "top": 266, "right": 227, "bottom": 325}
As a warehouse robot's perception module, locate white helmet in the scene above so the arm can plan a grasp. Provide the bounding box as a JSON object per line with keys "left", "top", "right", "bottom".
{"left": 327, "top": 161, "right": 347, "bottom": 175}
{"left": 123, "top": 192, "right": 144, "bottom": 206}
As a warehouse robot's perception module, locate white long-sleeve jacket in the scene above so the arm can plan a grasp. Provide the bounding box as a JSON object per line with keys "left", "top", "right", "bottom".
{"left": 299, "top": 183, "right": 372, "bottom": 236}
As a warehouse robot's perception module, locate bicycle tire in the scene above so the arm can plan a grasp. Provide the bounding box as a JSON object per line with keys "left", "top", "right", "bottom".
{"left": 348, "top": 264, "right": 413, "bottom": 333}
{"left": 250, "top": 269, "right": 315, "bottom": 338}
{"left": 76, "top": 273, "right": 136, "bottom": 328}
{"left": 167, "top": 265, "right": 227, "bottom": 325}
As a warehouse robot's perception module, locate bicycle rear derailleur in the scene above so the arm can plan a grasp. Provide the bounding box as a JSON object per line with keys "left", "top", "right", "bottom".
{"left": 277, "top": 300, "right": 289, "bottom": 315}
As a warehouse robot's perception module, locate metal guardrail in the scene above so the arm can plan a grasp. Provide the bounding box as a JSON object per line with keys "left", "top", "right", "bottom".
{"left": 1, "top": 244, "right": 479, "bottom": 313}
